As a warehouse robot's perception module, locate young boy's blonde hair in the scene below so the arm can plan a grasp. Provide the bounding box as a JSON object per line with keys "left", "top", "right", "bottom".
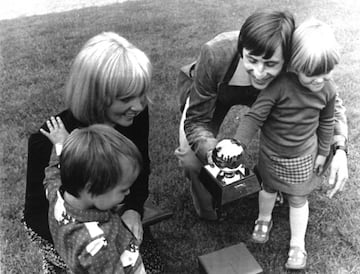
{"left": 65, "top": 32, "right": 152, "bottom": 125}
{"left": 60, "top": 124, "right": 142, "bottom": 197}
{"left": 289, "top": 18, "right": 340, "bottom": 76}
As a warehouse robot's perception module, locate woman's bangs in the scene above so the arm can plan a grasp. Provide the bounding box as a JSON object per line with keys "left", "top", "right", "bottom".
{"left": 104, "top": 48, "right": 151, "bottom": 101}
{"left": 114, "top": 68, "right": 147, "bottom": 99}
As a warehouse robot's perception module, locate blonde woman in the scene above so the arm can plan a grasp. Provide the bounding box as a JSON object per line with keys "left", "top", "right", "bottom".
{"left": 24, "top": 32, "right": 163, "bottom": 273}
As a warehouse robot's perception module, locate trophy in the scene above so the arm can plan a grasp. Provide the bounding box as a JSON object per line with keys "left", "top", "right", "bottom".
{"left": 209, "top": 138, "right": 248, "bottom": 184}
{"left": 199, "top": 139, "right": 260, "bottom": 208}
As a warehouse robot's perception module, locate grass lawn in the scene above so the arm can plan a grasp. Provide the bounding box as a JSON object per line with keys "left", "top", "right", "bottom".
{"left": 1, "top": 0, "right": 360, "bottom": 273}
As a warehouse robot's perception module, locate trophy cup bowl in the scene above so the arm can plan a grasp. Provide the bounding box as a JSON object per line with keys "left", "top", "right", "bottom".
{"left": 211, "top": 138, "right": 246, "bottom": 180}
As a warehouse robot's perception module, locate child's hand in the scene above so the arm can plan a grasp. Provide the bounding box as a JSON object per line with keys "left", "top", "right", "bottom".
{"left": 40, "top": 116, "right": 69, "bottom": 146}
{"left": 121, "top": 210, "right": 143, "bottom": 243}
{"left": 314, "top": 154, "right": 326, "bottom": 175}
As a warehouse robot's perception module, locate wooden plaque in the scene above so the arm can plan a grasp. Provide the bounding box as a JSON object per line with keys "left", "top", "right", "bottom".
{"left": 198, "top": 243, "right": 263, "bottom": 274}
{"left": 199, "top": 166, "right": 261, "bottom": 207}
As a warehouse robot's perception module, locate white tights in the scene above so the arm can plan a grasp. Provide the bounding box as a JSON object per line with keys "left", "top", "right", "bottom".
{"left": 257, "top": 190, "right": 308, "bottom": 251}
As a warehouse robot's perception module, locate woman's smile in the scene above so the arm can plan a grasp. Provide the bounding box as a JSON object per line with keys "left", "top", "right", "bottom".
{"left": 107, "top": 96, "right": 145, "bottom": 126}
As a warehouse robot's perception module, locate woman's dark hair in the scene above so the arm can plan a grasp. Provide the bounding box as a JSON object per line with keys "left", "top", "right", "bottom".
{"left": 238, "top": 10, "right": 295, "bottom": 66}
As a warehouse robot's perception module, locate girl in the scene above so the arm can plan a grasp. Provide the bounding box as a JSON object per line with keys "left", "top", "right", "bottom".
{"left": 234, "top": 18, "right": 341, "bottom": 269}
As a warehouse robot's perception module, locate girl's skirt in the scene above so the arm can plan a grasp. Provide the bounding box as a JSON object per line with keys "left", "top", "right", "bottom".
{"left": 257, "top": 135, "right": 322, "bottom": 196}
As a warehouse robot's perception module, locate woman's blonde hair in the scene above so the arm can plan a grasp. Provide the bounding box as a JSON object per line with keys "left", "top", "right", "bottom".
{"left": 289, "top": 18, "right": 340, "bottom": 76}
{"left": 65, "top": 32, "right": 152, "bottom": 125}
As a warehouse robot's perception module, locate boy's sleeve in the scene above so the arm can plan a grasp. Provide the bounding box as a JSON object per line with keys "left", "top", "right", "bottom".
{"left": 78, "top": 247, "right": 125, "bottom": 274}
{"left": 78, "top": 245, "right": 144, "bottom": 274}
{"left": 43, "top": 148, "right": 61, "bottom": 199}
{"left": 76, "top": 222, "right": 138, "bottom": 274}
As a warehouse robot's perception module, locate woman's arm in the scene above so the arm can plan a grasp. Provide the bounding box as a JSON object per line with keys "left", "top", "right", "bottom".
{"left": 23, "top": 110, "right": 80, "bottom": 242}
{"left": 24, "top": 130, "right": 54, "bottom": 242}
{"left": 119, "top": 108, "right": 150, "bottom": 217}
{"left": 118, "top": 108, "right": 150, "bottom": 241}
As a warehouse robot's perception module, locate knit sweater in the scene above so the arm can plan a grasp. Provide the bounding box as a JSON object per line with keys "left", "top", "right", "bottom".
{"left": 235, "top": 73, "right": 336, "bottom": 157}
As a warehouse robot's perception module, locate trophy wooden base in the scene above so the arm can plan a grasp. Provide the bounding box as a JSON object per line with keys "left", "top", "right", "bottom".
{"left": 198, "top": 243, "right": 263, "bottom": 274}
{"left": 199, "top": 165, "right": 261, "bottom": 208}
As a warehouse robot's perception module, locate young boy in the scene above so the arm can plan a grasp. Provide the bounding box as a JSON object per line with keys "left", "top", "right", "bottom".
{"left": 234, "top": 18, "right": 341, "bottom": 269}
{"left": 42, "top": 120, "right": 146, "bottom": 273}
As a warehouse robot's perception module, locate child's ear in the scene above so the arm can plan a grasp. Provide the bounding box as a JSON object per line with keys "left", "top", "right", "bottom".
{"left": 79, "top": 186, "right": 94, "bottom": 202}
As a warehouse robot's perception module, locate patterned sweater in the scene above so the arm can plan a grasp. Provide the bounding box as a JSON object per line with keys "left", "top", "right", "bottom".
{"left": 45, "top": 161, "right": 145, "bottom": 274}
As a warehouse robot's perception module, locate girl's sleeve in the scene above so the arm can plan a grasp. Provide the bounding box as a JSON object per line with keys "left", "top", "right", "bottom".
{"left": 318, "top": 94, "right": 336, "bottom": 156}
{"left": 183, "top": 44, "right": 222, "bottom": 163}
{"left": 43, "top": 148, "right": 61, "bottom": 199}
{"left": 234, "top": 86, "right": 278, "bottom": 148}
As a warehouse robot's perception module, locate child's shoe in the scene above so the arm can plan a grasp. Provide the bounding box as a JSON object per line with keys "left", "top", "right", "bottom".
{"left": 251, "top": 219, "right": 272, "bottom": 243}
{"left": 285, "top": 246, "right": 307, "bottom": 270}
